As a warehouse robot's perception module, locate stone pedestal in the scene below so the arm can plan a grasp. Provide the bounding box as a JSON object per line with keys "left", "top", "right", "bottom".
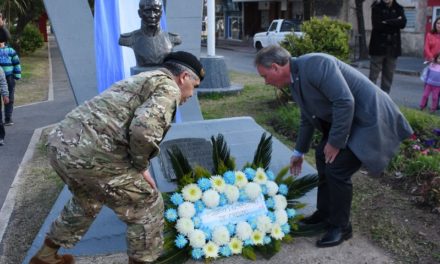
{"left": 197, "top": 56, "right": 243, "bottom": 95}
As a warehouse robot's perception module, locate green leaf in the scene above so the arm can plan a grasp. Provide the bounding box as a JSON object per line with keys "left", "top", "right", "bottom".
{"left": 242, "top": 246, "right": 257, "bottom": 261}
{"left": 153, "top": 246, "right": 190, "bottom": 264}
{"left": 275, "top": 165, "right": 289, "bottom": 183}
{"left": 167, "top": 146, "right": 193, "bottom": 187}
{"left": 282, "top": 234, "right": 295, "bottom": 243}
{"left": 252, "top": 133, "right": 272, "bottom": 170}
{"left": 286, "top": 173, "right": 319, "bottom": 200}
{"left": 211, "top": 134, "right": 235, "bottom": 173}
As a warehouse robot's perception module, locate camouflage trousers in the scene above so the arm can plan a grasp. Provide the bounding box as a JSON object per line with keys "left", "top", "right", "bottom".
{"left": 46, "top": 147, "right": 164, "bottom": 262}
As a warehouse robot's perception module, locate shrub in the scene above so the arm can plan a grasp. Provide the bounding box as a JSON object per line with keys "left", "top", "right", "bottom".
{"left": 19, "top": 23, "right": 44, "bottom": 55}
{"left": 282, "top": 16, "right": 351, "bottom": 61}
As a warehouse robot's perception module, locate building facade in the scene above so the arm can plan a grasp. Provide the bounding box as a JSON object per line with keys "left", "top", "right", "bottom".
{"left": 212, "top": 0, "right": 435, "bottom": 57}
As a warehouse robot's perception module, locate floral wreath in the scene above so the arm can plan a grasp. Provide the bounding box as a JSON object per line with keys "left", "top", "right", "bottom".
{"left": 157, "top": 133, "right": 318, "bottom": 262}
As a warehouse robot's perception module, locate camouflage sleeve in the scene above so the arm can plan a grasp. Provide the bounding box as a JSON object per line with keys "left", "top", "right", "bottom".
{"left": 128, "top": 81, "right": 180, "bottom": 171}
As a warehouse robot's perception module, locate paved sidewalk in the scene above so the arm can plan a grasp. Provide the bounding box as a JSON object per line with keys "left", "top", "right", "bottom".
{"left": 214, "top": 40, "right": 425, "bottom": 76}
{"left": 0, "top": 36, "right": 76, "bottom": 217}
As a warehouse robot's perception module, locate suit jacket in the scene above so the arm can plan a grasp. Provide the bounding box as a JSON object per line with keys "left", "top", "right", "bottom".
{"left": 290, "top": 53, "right": 413, "bottom": 174}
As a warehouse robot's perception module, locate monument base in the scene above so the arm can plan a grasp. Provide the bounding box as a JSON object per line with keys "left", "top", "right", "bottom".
{"left": 130, "top": 66, "right": 162, "bottom": 75}
{"left": 198, "top": 56, "right": 243, "bottom": 95}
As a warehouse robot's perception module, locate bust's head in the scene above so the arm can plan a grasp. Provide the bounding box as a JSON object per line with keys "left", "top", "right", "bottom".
{"left": 138, "top": 0, "right": 162, "bottom": 29}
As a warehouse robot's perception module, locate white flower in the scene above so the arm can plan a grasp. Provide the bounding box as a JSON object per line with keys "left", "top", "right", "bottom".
{"left": 271, "top": 223, "right": 285, "bottom": 240}
{"left": 178, "top": 202, "right": 196, "bottom": 218}
{"left": 251, "top": 230, "right": 264, "bottom": 245}
{"left": 265, "top": 181, "right": 279, "bottom": 196}
{"left": 202, "top": 189, "right": 220, "bottom": 208}
{"left": 244, "top": 182, "right": 262, "bottom": 201}
{"left": 229, "top": 237, "right": 243, "bottom": 254}
{"left": 275, "top": 210, "right": 288, "bottom": 225}
{"left": 274, "top": 195, "right": 287, "bottom": 210}
{"left": 211, "top": 175, "right": 226, "bottom": 193}
{"left": 176, "top": 217, "right": 194, "bottom": 236}
{"left": 212, "top": 226, "right": 230, "bottom": 245}
{"left": 225, "top": 185, "right": 239, "bottom": 203}
{"left": 182, "top": 184, "right": 202, "bottom": 202}
{"left": 236, "top": 221, "right": 253, "bottom": 240}
{"left": 253, "top": 168, "right": 268, "bottom": 184}
{"left": 203, "top": 241, "right": 219, "bottom": 258}
{"left": 257, "top": 215, "right": 273, "bottom": 233}
{"left": 189, "top": 229, "right": 206, "bottom": 248}
{"left": 234, "top": 171, "right": 248, "bottom": 188}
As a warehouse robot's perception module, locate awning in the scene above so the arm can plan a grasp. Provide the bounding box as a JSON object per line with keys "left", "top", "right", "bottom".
{"left": 428, "top": 0, "right": 440, "bottom": 6}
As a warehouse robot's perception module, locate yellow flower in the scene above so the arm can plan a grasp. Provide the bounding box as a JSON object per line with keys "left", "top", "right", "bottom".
{"left": 229, "top": 237, "right": 243, "bottom": 254}
{"left": 203, "top": 241, "right": 219, "bottom": 258}
{"left": 271, "top": 224, "right": 285, "bottom": 240}
{"left": 211, "top": 175, "right": 226, "bottom": 192}
{"left": 251, "top": 230, "right": 264, "bottom": 245}
{"left": 254, "top": 168, "right": 268, "bottom": 184}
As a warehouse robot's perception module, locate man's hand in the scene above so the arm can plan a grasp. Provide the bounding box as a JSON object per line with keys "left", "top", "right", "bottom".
{"left": 324, "top": 143, "right": 340, "bottom": 164}
{"left": 290, "top": 155, "right": 303, "bottom": 176}
{"left": 142, "top": 170, "right": 157, "bottom": 190}
{"left": 2, "top": 96, "right": 9, "bottom": 105}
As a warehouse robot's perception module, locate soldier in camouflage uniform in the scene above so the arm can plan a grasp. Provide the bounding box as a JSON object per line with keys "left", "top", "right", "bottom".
{"left": 30, "top": 51, "right": 205, "bottom": 264}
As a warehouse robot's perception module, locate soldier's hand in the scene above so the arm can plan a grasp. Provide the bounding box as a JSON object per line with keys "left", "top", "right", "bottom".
{"left": 3, "top": 96, "right": 9, "bottom": 104}
{"left": 142, "top": 170, "right": 157, "bottom": 190}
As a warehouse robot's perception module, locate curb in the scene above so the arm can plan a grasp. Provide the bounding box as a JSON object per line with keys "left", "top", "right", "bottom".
{"left": 0, "top": 125, "right": 51, "bottom": 244}
{"left": 350, "top": 62, "right": 421, "bottom": 77}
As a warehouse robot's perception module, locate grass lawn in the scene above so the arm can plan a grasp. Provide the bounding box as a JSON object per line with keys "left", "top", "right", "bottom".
{"left": 14, "top": 43, "right": 49, "bottom": 106}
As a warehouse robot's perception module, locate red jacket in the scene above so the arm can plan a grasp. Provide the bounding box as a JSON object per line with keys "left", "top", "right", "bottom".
{"left": 424, "top": 32, "right": 440, "bottom": 61}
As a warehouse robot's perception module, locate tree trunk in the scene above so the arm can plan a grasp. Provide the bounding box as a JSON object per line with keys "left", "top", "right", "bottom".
{"left": 303, "top": 0, "right": 314, "bottom": 21}
{"left": 355, "top": 0, "right": 368, "bottom": 59}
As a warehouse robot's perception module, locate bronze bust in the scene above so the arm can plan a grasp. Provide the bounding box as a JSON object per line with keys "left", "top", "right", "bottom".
{"left": 119, "top": 0, "right": 181, "bottom": 67}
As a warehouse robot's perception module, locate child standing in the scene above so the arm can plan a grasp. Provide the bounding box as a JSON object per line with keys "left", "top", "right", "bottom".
{"left": 0, "top": 34, "right": 21, "bottom": 126}
{"left": 0, "top": 67, "right": 9, "bottom": 146}
{"left": 420, "top": 52, "right": 440, "bottom": 113}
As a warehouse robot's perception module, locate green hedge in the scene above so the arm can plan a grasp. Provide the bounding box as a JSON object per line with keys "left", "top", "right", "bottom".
{"left": 282, "top": 16, "right": 351, "bottom": 62}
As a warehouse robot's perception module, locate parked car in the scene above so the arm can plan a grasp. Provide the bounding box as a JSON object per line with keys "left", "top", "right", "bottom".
{"left": 253, "top": 19, "right": 303, "bottom": 51}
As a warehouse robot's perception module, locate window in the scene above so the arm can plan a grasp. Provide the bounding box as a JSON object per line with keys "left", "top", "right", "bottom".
{"left": 404, "top": 7, "right": 415, "bottom": 29}
{"left": 280, "top": 20, "right": 302, "bottom": 32}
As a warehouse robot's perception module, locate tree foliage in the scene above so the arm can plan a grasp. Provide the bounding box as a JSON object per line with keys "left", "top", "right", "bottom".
{"left": 282, "top": 16, "right": 352, "bottom": 61}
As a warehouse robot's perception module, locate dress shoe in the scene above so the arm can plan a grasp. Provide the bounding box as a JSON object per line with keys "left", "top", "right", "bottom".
{"left": 316, "top": 223, "right": 352, "bottom": 248}
{"left": 300, "top": 211, "right": 328, "bottom": 225}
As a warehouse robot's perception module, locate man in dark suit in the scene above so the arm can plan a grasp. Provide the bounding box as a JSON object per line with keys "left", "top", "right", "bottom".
{"left": 369, "top": 0, "right": 406, "bottom": 93}
{"left": 255, "top": 46, "right": 413, "bottom": 248}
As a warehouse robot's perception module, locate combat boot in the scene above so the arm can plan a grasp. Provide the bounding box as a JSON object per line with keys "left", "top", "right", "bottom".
{"left": 29, "top": 238, "right": 75, "bottom": 264}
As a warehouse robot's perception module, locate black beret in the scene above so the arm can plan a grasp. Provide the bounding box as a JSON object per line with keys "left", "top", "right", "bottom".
{"left": 164, "top": 51, "right": 205, "bottom": 81}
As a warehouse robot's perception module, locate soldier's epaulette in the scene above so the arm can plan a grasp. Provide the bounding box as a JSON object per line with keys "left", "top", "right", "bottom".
{"left": 168, "top": 32, "right": 182, "bottom": 46}
{"left": 119, "top": 32, "right": 134, "bottom": 46}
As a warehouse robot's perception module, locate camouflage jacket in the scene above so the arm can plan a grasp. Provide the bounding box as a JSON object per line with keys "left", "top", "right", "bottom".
{"left": 48, "top": 69, "right": 180, "bottom": 171}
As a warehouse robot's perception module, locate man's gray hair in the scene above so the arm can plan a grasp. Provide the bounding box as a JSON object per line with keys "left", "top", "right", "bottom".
{"left": 254, "top": 46, "right": 291, "bottom": 68}
{"left": 163, "top": 61, "right": 199, "bottom": 80}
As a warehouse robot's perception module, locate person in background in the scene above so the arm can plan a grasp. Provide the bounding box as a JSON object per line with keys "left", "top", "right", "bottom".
{"left": 0, "top": 67, "right": 9, "bottom": 146}
{"left": 424, "top": 16, "right": 440, "bottom": 110}
{"left": 29, "top": 51, "right": 204, "bottom": 264}
{"left": 368, "top": 0, "right": 406, "bottom": 93}
{"left": 419, "top": 52, "right": 440, "bottom": 114}
{"left": 424, "top": 17, "right": 440, "bottom": 63}
{"left": 255, "top": 45, "right": 413, "bottom": 248}
{"left": 0, "top": 28, "right": 21, "bottom": 126}
{"left": 0, "top": 13, "right": 11, "bottom": 42}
